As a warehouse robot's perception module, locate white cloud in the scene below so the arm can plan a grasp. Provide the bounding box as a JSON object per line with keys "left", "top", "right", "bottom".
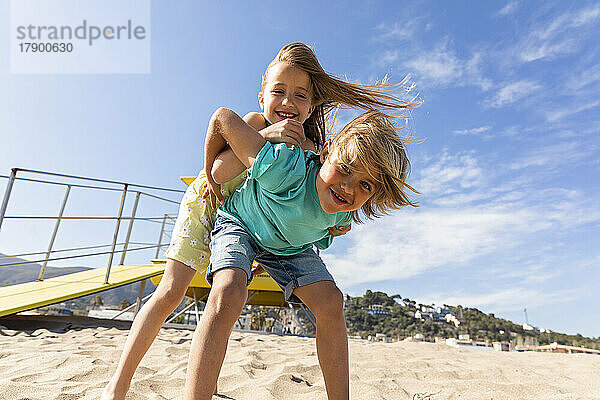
{"left": 415, "top": 150, "right": 484, "bottom": 196}
{"left": 465, "top": 52, "right": 493, "bottom": 90}
{"left": 398, "top": 43, "right": 492, "bottom": 90}
{"left": 545, "top": 100, "right": 600, "bottom": 122}
{"left": 419, "top": 287, "right": 580, "bottom": 314}
{"left": 378, "top": 50, "right": 399, "bottom": 65}
{"left": 566, "top": 65, "right": 600, "bottom": 92}
{"left": 520, "top": 40, "right": 577, "bottom": 63}
{"left": 486, "top": 80, "right": 541, "bottom": 108}
{"left": 517, "top": 4, "right": 600, "bottom": 62}
{"left": 497, "top": 1, "right": 519, "bottom": 16}
{"left": 509, "top": 141, "right": 594, "bottom": 170}
{"left": 323, "top": 150, "right": 600, "bottom": 289}
{"left": 402, "top": 41, "right": 463, "bottom": 87}
{"left": 453, "top": 126, "right": 491, "bottom": 135}
{"left": 375, "top": 21, "right": 417, "bottom": 41}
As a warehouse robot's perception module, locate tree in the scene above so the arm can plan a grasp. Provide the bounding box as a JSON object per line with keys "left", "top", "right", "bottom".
{"left": 119, "top": 299, "right": 132, "bottom": 310}
{"left": 250, "top": 307, "right": 266, "bottom": 331}
{"left": 91, "top": 295, "right": 104, "bottom": 310}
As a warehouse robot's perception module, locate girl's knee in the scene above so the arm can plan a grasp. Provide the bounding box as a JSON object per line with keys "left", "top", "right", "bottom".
{"left": 155, "top": 280, "right": 189, "bottom": 309}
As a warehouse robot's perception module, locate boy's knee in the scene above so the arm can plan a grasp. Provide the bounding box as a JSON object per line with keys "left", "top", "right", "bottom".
{"left": 208, "top": 271, "right": 248, "bottom": 316}
{"left": 313, "top": 285, "right": 344, "bottom": 318}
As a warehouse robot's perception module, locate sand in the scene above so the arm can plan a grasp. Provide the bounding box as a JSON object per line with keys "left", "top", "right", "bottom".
{"left": 1, "top": 322, "right": 599, "bottom": 400}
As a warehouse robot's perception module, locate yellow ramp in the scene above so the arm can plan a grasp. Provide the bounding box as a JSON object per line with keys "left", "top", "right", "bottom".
{"left": 151, "top": 260, "right": 288, "bottom": 307}
{"left": 0, "top": 264, "right": 165, "bottom": 317}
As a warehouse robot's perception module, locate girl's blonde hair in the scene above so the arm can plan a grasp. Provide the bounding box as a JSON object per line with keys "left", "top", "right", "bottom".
{"left": 329, "top": 110, "right": 419, "bottom": 223}
{"left": 262, "top": 42, "right": 420, "bottom": 150}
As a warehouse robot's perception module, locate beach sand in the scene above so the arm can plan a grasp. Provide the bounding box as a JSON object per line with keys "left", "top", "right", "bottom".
{"left": 1, "top": 321, "right": 599, "bottom": 400}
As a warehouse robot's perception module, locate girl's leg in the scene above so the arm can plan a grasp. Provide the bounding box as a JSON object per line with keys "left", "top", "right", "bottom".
{"left": 101, "top": 259, "right": 196, "bottom": 400}
{"left": 183, "top": 267, "right": 248, "bottom": 400}
{"left": 293, "top": 281, "right": 349, "bottom": 400}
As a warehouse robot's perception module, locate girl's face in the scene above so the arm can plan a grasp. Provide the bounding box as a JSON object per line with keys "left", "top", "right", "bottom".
{"left": 315, "top": 142, "right": 376, "bottom": 214}
{"left": 259, "top": 62, "right": 313, "bottom": 125}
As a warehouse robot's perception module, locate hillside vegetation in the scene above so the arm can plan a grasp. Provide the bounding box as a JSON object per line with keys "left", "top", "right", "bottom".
{"left": 344, "top": 290, "right": 600, "bottom": 349}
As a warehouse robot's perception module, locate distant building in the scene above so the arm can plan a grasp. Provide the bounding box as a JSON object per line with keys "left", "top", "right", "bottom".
{"left": 367, "top": 304, "right": 389, "bottom": 316}
{"left": 522, "top": 323, "right": 536, "bottom": 331}
{"left": 445, "top": 313, "right": 461, "bottom": 327}
{"left": 394, "top": 298, "right": 408, "bottom": 307}
{"left": 516, "top": 342, "right": 600, "bottom": 355}
{"left": 492, "top": 342, "right": 514, "bottom": 352}
{"left": 415, "top": 310, "right": 433, "bottom": 320}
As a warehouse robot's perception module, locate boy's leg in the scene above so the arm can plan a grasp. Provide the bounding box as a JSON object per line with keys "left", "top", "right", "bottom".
{"left": 101, "top": 259, "right": 196, "bottom": 400}
{"left": 183, "top": 267, "right": 248, "bottom": 400}
{"left": 293, "top": 281, "right": 349, "bottom": 400}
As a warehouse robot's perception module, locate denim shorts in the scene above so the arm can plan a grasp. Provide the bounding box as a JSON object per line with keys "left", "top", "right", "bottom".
{"left": 208, "top": 216, "right": 335, "bottom": 303}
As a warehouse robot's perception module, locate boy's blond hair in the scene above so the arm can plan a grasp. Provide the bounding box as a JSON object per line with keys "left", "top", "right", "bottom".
{"left": 263, "top": 42, "right": 421, "bottom": 151}
{"left": 329, "top": 110, "right": 419, "bottom": 223}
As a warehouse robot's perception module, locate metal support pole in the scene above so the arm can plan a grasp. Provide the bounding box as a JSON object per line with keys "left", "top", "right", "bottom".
{"left": 38, "top": 185, "right": 71, "bottom": 281}
{"left": 0, "top": 168, "right": 17, "bottom": 233}
{"left": 155, "top": 213, "right": 167, "bottom": 258}
{"left": 165, "top": 300, "right": 197, "bottom": 324}
{"left": 288, "top": 304, "right": 307, "bottom": 336}
{"left": 299, "top": 303, "right": 317, "bottom": 330}
{"left": 104, "top": 184, "right": 128, "bottom": 284}
{"left": 192, "top": 288, "right": 200, "bottom": 325}
{"left": 133, "top": 278, "right": 147, "bottom": 317}
{"left": 119, "top": 191, "right": 141, "bottom": 265}
{"left": 111, "top": 292, "right": 153, "bottom": 320}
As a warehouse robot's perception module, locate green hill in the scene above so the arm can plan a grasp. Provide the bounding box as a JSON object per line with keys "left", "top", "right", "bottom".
{"left": 344, "top": 290, "right": 600, "bottom": 349}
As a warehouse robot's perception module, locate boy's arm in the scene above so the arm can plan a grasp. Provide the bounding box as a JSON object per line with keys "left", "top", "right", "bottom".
{"left": 204, "top": 108, "right": 267, "bottom": 203}
{"left": 211, "top": 112, "right": 266, "bottom": 185}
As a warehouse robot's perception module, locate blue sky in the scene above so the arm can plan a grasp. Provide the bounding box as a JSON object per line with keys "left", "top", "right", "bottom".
{"left": 1, "top": 1, "right": 599, "bottom": 337}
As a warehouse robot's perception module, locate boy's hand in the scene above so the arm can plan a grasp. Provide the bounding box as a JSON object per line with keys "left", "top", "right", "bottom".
{"left": 328, "top": 225, "right": 351, "bottom": 237}
{"left": 259, "top": 119, "right": 306, "bottom": 148}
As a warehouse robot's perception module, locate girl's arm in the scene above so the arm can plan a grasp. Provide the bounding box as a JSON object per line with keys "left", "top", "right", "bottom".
{"left": 204, "top": 108, "right": 267, "bottom": 203}
{"left": 210, "top": 112, "right": 267, "bottom": 185}
{"left": 211, "top": 114, "right": 312, "bottom": 184}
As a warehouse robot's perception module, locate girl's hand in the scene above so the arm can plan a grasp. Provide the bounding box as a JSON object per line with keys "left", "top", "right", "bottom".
{"left": 259, "top": 119, "right": 306, "bottom": 147}
{"left": 328, "top": 224, "right": 351, "bottom": 237}
{"left": 201, "top": 180, "right": 223, "bottom": 208}
{"left": 251, "top": 263, "right": 266, "bottom": 276}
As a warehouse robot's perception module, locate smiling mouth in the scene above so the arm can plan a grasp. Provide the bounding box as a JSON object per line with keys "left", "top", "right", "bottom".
{"left": 275, "top": 111, "right": 297, "bottom": 119}
{"left": 330, "top": 188, "right": 349, "bottom": 205}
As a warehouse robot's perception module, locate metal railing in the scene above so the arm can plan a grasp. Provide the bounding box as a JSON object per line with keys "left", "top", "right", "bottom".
{"left": 0, "top": 168, "right": 315, "bottom": 334}
{"left": 0, "top": 168, "right": 183, "bottom": 284}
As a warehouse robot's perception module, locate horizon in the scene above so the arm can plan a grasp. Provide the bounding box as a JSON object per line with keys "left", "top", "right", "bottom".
{"left": 1, "top": 1, "right": 599, "bottom": 337}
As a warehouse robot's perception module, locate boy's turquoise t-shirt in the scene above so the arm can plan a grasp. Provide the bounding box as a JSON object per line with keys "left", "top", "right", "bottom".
{"left": 217, "top": 142, "right": 351, "bottom": 256}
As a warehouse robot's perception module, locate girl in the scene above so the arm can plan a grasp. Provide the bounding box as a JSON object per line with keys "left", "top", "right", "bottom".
{"left": 188, "top": 108, "right": 418, "bottom": 399}
{"left": 102, "top": 42, "right": 417, "bottom": 400}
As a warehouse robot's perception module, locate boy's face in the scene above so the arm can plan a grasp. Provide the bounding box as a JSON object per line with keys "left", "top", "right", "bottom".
{"left": 259, "top": 62, "right": 313, "bottom": 125}
{"left": 316, "top": 142, "right": 376, "bottom": 214}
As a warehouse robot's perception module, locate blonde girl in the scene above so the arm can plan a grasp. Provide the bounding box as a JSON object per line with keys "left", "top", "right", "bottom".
{"left": 102, "top": 42, "right": 417, "bottom": 400}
